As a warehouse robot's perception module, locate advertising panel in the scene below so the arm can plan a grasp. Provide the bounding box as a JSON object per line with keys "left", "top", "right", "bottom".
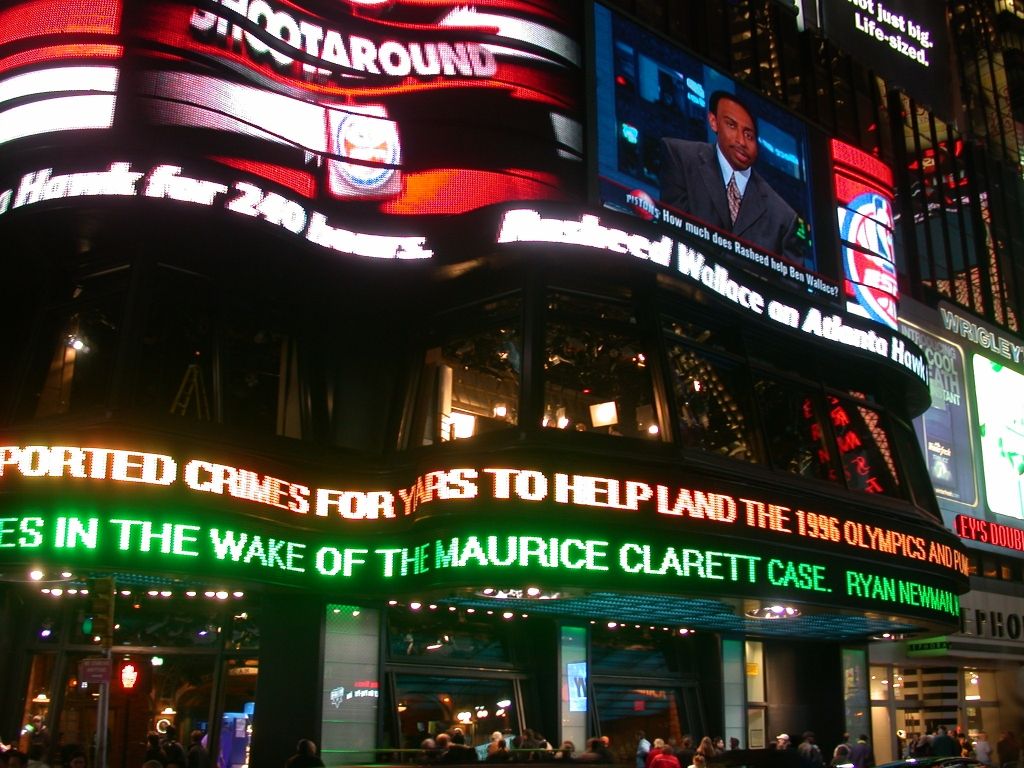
{"left": 897, "top": 301, "right": 976, "bottom": 505}
{"left": 831, "top": 140, "right": 899, "bottom": 329}
{"left": 899, "top": 298, "right": 1024, "bottom": 554}
{"left": 820, "top": 0, "right": 952, "bottom": 117}
{"left": 593, "top": 3, "right": 820, "bottom": 283}
{"left": 0, "top": 0, "right": 584, "bottom": 216}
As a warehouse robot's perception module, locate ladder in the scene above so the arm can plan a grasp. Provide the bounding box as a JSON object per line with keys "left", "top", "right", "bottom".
{"left": 170, "top": 360, "right": 211, "bottom": 420}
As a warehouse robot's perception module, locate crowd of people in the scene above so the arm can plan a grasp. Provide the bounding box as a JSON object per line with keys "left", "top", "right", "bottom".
{"left": 0, "top": 726, "right": 211, "bottom": 768}
{"left": 900, "top": 725, "right": 1021, "bottom": 766}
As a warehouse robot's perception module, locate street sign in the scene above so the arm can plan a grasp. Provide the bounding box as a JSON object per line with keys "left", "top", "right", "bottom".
{"left": 78, "top": 657, "right": 111, "bottom": 684}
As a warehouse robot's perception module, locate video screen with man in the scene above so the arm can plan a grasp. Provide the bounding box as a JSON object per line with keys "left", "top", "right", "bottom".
{"left": 593, "top": 4, "right": 817, "bottom": 272}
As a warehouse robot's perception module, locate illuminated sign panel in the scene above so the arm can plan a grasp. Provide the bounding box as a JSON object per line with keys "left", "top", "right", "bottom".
{"left": 0, "top": 0, "right": 583, "bottom": 216}
{"left": 496, "top": 208, "right": 927, "bottom": 386}
{"left": 593, "top": 4, "right": 820, "bottom": 280}
{"left": 0, "top": 440, "right": 968, "bottom": 625}
{"left": 900, "top": 298, "right": 1024, "bottom": 554}
{"left": 820, "top": 0, "right": 952, "bottom": 117}
{"left": 831, "top": 140, "right": 899, "bottom": 330}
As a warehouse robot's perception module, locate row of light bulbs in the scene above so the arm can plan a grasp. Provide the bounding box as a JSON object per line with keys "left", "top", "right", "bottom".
{"left": 384, "top": 599, "right": 695, "bottom": 634}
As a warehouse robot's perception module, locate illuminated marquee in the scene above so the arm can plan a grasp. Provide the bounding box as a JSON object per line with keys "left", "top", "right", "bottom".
{"left": 497, "top": 208, "right": 927, "bottom": 385}
{"left": 0, "top": 161, "right": 432, "bottom": 261}
{"left": 0, "top": 509, "right": 964, "bottom": 622}
{"left": 955, "top": 514, "right": 1024, "bottom": 554}
{"left": 0, "top": 443, "right": 969, "bottom": 580}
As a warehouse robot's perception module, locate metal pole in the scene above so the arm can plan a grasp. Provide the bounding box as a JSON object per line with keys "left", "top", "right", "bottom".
{"left": 96, "top": 664, "right": 110, "bottom": 768}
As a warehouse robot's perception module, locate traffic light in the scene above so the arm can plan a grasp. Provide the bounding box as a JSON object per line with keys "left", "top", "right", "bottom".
{"left": 88, "top": 576, "right": 116, "bottom": 648}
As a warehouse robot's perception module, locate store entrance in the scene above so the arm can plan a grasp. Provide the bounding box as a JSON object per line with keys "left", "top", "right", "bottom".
{"left": 21, "top": 651, "right": 259, "bottom": 768}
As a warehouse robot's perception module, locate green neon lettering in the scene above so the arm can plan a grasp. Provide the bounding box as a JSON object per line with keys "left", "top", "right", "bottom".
{"left": 140, "top": 521, "right": 174, "bottom": 553}
{"left": 680, "top": 548, "right": 705, "bottom": 578}
{"left": 316, "top": 546, "right": 341, "bottom": 575}
{"left": 703, "top": 551, "right": 726, "bottom": 580}
{"left": 560, "top": 539, "right": 586, "bottom": 569}
{"left": 459, "top": 536, "right": 488, "bottom": 567}
{"left": 0, "top": 517, "right": 17, "bottom": 548}
{"left": 19, "top": 517, "right": 44, "bottom": 548}
{"left": 845, "top": 570, "right": 867, "bottom": 597}
{"left": 658, "top": 547, "right": 683, "bottom": 576}
{"left": 376, "top": 548, "right": 402, "bottom": 577}
{"left": 285, "top": 542, "right": 306, "bottom": 572}
{"left": 172, "top": 525, "right": 200, "bottom": 557}
{"left": 55, "top": 517, "right": 98, "bottom": 549}
{"left": 485, "top": 536, "right": 517, "bottom": 566}
{"left": 244, "top": 536, "right": 268, "bottom": 566}
{"left": 619, "top": 543, "right": 644, "bottom": 573}
{"left": 518, "top": 536, "right": 551, "bottom": 567}
{"left": 266, "top": 539, "right": 287, "bottom": 570}
{"left": 343, "top": 548, "right": 367, "bottom": 576}
{"left": 585, "top": 540, "right": 609, "bottom": 571}
{"left": 209, "top": 528, "right": 248, "bottom": 561}
{"left": 435, "top": 538, "right": 458, "bottom": 568}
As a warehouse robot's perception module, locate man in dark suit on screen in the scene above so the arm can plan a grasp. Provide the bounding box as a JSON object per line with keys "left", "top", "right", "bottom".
{"left": 659, "top": 90, "right": 802, "bottom": 262}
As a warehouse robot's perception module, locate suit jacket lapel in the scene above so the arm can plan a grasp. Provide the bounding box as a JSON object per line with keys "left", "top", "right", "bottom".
{"left": 697, "top": 145, "right": 732, "bottom": 228}
{"left": 732, "top": 172, "right": 766, "bottom": 236}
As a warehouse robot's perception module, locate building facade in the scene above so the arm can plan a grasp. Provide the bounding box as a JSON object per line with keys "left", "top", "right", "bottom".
{"left": 0, "top": 2, "right": 1020, "bottom": 768}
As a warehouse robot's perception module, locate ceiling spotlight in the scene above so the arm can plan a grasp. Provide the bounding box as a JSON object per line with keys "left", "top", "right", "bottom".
{"left": 745, "top": 604, "right": 801, "bottom": 619}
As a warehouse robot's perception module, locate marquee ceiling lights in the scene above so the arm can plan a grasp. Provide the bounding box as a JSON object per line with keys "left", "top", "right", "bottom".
{"left": 744, "top": 604, "right": 801, "bottom": 619}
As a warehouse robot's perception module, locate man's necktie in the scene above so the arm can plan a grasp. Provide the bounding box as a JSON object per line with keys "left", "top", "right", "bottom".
{"left": 727, "top": 173, "right": 741, "bottom": 225}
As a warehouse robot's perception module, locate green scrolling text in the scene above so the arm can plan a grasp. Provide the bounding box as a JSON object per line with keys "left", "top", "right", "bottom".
{"left": 0, "top": 514, "right": 959, "bottom": 619}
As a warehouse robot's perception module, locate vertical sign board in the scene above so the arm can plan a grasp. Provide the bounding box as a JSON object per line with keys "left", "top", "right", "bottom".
{"left": 831, "top": 140, "right": 899, "bottom": 329}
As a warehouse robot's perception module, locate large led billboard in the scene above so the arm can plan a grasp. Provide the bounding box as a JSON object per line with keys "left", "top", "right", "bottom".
{"left": 0, "top": 0, "right": 584, "bottom": 217}
{"left": 593, "top": 3, "right": 819, "bottom": 282}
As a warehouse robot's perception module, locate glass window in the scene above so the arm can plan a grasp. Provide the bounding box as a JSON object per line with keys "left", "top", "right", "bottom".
{"left": 543, "top": 293, "right": 660, "bottom": 439}
{"left": 19, "top": 267, "right": 128, "bottom": 421}
{"left": 594, "top": 684, "right": 685, "bottom": 760}
{"left": 753, "top": 377, "right": 838, "bottom": 482}
{"left": 745, "top": 641, "right": 765, "bottom": 702}
{"left": 591, "top": 626, "right": 675, "bottom": 676}
{"left": 828, "top": 395, "right": 902, "bottom": 497}
{"left": 137, "top": 266, "right": 215, "bottom": 422}
{"left": 869, "top": 665, "right": 891, "bottom": 701}
{"left": 411, "top": 296, "right": 521, "bottom": 446}
{"left": 104, "top": 592, "right": 225, "bottom": 648}
{"left": 386, "top": 609, "right": 510, "bottom": 664}
{"left": 219, "top": 302, "right": 300, "bottom": 438}
{"left": 392, "top": 674, "right": 517, "bottom": 754}
{"left": 667, "top": 344, "right": 761, "bottom": 461}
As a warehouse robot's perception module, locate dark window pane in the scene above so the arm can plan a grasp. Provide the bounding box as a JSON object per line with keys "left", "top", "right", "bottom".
{"left": 386, "top": 610, "right": 510, "bottom": 664}
{"left": 137, "top": 267, "right": 214, "bottom": 422}
{"left": 20, "top": 269, "right": 128, "bottom": 420}
{"left": 753, "top": 378, "right": 838, "bottom": 482}
{"left": 828, "top": 395, "right": 902, "bottom": 497}
{"left": 220, "top": 306, "right": 298, "bottom": 437}
{"left": 544, "top": 295, "right": 659, "bottom": 439}
{"left": 667, "top": 344, "right": 761, "bottom": 462}
{"left": 393, "top": 675, "right": 517, "bottom": 752}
